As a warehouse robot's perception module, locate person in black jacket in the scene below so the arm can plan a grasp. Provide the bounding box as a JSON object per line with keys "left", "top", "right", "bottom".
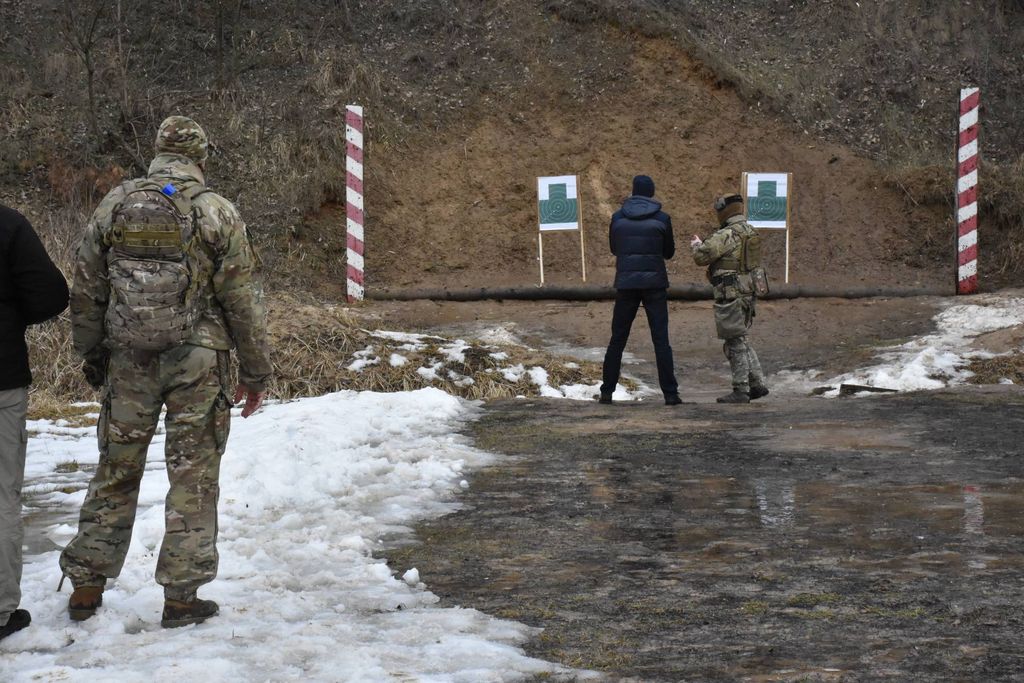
{"left": 0, "top": 204, "right": 69, "bottom": 641}
{"left": 600, "top": 175, "right": 681, "bottom": 405}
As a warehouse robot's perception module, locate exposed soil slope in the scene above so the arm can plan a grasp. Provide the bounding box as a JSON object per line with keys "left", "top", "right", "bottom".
{"left": 367, "top": 40, "right": 950, "bottom": 292}
{"left": 2, "top": 1, "right": 1020, "bottom": 296}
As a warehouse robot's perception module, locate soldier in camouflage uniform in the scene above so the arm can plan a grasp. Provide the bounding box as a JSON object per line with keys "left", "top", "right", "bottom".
{"left": 60, "top": 116, "right": 273, "bottom": 627}
{"left": 691, "top": 194, "right": 769, "bottom": 404}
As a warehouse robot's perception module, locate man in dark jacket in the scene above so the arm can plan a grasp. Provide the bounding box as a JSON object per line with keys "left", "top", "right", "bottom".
{"left": 0, "top": 204, "right": 69, "bottom": 640}
{"left": 600, "top": 175, "right": 680, "bottom": 405}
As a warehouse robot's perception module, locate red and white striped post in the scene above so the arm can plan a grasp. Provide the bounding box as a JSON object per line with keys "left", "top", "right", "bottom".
{"left": 346, "top": 104, "right": 365, "bottom": 303}
{"left": 956, "top": 88, "right": 979, "bottom": 295}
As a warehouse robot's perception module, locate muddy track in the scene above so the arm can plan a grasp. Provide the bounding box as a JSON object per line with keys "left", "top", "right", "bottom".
{"left": 388, "top": 388, "right": 1024, "bottom": 682}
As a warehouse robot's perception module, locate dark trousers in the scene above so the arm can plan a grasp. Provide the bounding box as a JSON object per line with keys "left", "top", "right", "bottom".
{"left": 601, "top": 288, "right": 679, "bottom": 397}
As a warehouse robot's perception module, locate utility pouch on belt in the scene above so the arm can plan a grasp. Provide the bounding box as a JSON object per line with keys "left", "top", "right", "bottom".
{"left": 714, "top": 298, "right": 750, "bottom": 340}
{"left": 750, "top": 266, "right": 770, "bottom": 297}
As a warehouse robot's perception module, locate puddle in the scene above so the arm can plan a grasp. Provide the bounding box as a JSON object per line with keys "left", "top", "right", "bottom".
{"left": 396, "top": 390, "right": 1024, "bottom": 681}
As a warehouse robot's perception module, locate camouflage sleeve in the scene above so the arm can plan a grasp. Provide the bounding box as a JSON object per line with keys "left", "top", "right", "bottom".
{"left": 691, "top": 228, "right": 737, "bottom": 267}
{"left": 70, "top": 188, "right": 122, "bottom": 363}
{"left": 201, "top": 195, "right": 273, "bottom": 392}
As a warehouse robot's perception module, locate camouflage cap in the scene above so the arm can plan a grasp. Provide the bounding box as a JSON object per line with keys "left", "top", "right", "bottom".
{"left": 154, "top": 116, "right": 209, "bottom": 163}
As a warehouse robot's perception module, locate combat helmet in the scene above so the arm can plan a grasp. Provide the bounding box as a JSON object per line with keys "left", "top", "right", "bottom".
{"left": 714, "top": 193, "right": 744, "bottom": 224}
{"left": 154, "top": 116, "right": 209, "bottom": 164}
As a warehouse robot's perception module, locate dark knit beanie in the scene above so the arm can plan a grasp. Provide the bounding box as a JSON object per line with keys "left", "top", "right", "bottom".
{"left": 632, "top": 175, "right": 655, "bottom": 198}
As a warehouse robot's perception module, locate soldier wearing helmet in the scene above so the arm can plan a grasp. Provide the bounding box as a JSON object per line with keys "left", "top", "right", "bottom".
{"left": 691, "top": 194, "right": 769, "bottom": 403}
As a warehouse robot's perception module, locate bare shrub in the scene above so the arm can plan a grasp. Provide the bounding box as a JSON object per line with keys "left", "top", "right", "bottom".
{"left": 46, "top": 160, "right": 126, "bottom": 206}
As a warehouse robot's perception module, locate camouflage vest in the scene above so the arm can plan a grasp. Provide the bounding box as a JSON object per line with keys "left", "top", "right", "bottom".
{"left": 103, "top": 179, "right": 211, "bottom": 351}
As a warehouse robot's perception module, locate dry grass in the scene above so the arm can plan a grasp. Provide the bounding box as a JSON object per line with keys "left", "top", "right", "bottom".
{"left": 884, "top": 157, "right": 1024, "bottom": 280}
{"left": 26, "top": 293, "right": 625, "bottom": 419}
{"left": 966, "top": 352, "right": 1024, "bottom": 386}
{"left": 265, "top": 295, "right": 619, "bottom": 401}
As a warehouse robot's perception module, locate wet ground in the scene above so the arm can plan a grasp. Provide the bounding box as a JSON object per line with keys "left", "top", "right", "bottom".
{"left": 388, "top": 387, "right": 1024, "bottom": 682}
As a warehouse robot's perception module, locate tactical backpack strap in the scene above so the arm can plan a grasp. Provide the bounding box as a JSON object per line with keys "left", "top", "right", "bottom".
{"left": 176, "top": 183, "right": 218, "bottom": 263}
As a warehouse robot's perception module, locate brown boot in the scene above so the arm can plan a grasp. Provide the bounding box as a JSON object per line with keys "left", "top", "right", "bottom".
{"left": 161, "top": 597, "right": 219, "bottom": 628}
{"left": 68, "top": 586, "right": 104, "bottom": 622}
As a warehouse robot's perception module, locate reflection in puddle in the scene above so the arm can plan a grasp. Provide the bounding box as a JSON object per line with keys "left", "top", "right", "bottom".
{"left": 754, "top": 477, "right": 796, "bottom": 530}
{"left": 584, "top": 470, "right": 1024, "bottom": 572}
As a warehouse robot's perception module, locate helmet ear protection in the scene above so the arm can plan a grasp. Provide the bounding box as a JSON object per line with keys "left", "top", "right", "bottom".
{"left": 714, "top": 194, "right": 743, "bottom": 211}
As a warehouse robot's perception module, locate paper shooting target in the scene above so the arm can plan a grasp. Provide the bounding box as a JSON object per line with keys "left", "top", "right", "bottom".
{"left": 744, "top": 173, "right": 790, "bottom": 229}
{"left": 537, "top": 175, "right": 580, "bottom": 231}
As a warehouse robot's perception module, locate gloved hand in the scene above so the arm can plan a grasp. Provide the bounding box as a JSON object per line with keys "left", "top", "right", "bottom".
{"left": 82, "top": 356, "right": 107, "bottom": 390}
{"left": 690, "top": 234, "right": 703, "bottom": 248}
{"left": 233, "top": 384, "right": 266, "bottom": 418}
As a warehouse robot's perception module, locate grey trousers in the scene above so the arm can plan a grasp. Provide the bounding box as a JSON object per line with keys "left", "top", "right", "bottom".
{"left": 0, "top": 386, "right": 28, "bottom": 627}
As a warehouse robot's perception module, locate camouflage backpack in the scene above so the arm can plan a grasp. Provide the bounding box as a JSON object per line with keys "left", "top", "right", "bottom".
{"left": 729, "top": 222, "right": 770, "bottom": 296}
{"left": 104, "top": 179, "right": 211, "bottom": 351}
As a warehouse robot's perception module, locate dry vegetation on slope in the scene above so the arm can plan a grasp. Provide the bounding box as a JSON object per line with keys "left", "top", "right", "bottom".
{"left": 2, "top": 1, "right": 1023, "bottom": 407}
{"left": 2, "top": 1, "right": 1023, "bottom": 294}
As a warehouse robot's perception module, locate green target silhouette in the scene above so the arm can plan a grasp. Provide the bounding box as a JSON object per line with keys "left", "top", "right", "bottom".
{"left": 748, "top": 180, "right": 786, "bottom": 223}
{"left": 539, "top": 183, "right": 578, "bottom": 225}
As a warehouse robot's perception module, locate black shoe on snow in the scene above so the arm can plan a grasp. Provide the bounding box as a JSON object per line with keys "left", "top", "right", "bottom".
{"left": 161, "top": 598, "right": 219, "bottom": 628}
{"left": 664, "top": 394, "right": 682, "bottom": 406}
{"left": 598, "top": 392, "right": 613, "bottom": 404}
{"left": 717, "top": 390, "right": 751, "bottom": 404}
{"left": 0, "top": 609, "right": 31, "bottom": 640}
{"left": 749, "top": 386, "right": 770, "bottom": 400}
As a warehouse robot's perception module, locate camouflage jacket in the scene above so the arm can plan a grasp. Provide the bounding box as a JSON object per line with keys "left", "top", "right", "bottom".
{"left": 691, "top": 215, "right": 752, "bottom": 277}
{"left": 71, "top": 154, "right": 273, "bottom": 391}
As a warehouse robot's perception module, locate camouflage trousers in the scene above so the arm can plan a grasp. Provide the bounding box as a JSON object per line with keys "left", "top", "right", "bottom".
{"left": 60, "top": 344, "right": 231, "bottom": 601}
{"left": 723, "top": 335, "right": 765, "bottom": 393}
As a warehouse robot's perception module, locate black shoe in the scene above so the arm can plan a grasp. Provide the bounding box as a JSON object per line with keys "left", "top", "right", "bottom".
{"left": 664, "top": 394, "right": 682, "bottom": 406}
{"left": 717, "top": 390, "right": 751, "bottom": 404}
{"left": 749, "top": 385, "right": 770, "bottom": 400}
{"left": 598, "top": 392, "right": 613, "bottom": 404}
{"left": 0, "top": 609, "right": 30, "bottom": 640}
{"left": 161, "top": 598, "right": 219, "bottom": 628}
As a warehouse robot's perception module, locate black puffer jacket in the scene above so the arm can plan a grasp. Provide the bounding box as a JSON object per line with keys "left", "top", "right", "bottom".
{"left": 0, "top": 205, "right": 70, "bottom": 390}
{"left": 609, "top": 196, "right": 675, "bottom": 290}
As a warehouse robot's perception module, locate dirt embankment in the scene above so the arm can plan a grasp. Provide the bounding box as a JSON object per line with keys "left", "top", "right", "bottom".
{"left": 4, "top": 1, "right": 1020, "bottom": 301}
{"left": 366, "top": 39, "right": 951, "bottom": 293}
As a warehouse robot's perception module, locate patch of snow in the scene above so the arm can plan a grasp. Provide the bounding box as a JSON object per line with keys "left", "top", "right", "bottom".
{"left": 389, "top": 353, "right": 409, "bottom": 367}
{"left": 820, "top": 296, "right": 1024, "bottom": 396}
{"left": 439, "top": 341, "right": 471, "bottom": 364}
{"left": 416, "top": 365, "right": 441, "bottom": 381}
{"left": 474, "top": 323, "right": 523, "bottom": 347}
{"left": 7, "top": 389, "right": 588, "bottom": 682}
{"left": 369, "top": 330, "right": 443, "bottom": 344}
{"left": 501, "top": 364, "right": 526, "bottom": 382}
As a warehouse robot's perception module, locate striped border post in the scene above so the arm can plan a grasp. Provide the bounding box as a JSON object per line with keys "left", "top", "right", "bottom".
{"left": 957, "top": 88, "right": 979, "bottom": 295}
{"left": 346, "top": 104, "right": 365, "bottom": 303}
